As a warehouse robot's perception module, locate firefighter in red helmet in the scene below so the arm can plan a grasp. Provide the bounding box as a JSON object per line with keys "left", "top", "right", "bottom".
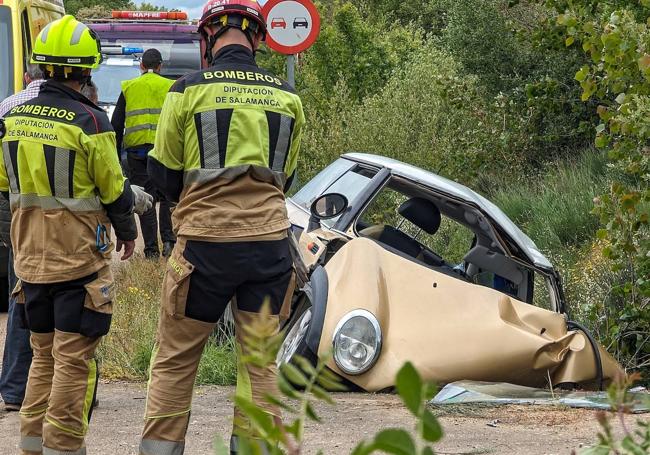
{"left": 139, "top": 0, "right": 305, "bottom": 453}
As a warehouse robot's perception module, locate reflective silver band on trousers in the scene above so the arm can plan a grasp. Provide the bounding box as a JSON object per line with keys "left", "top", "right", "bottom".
{"left": 42, "top": 445, "right": 87, "bottom": 455}
{"left": 20, "top": 435, "right": 43, "bottom": 452}
{"left": 183, "top": 165, "right": 287, "bottom": 190}
{"left": 10, "top": 193, "right": 102, "bottom": 212}
{"left": 139, "top": 439, "right": 185, "bottom": 455}
{"left": 124, "top": 124, "right": 157, "bottom": 136}
{"left": 125, "top": 108, "right": 162, "bottom": 118}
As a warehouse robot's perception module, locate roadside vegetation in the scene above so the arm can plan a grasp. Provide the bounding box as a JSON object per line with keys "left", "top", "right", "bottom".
{"left": 262, "top": 0, "right": 649, "bottom": 377}
{"left": 97, "top": 257, "right": 237, "bottom": 385}
{"left": 81, "top": 0, "right": 648, "bottom": 381}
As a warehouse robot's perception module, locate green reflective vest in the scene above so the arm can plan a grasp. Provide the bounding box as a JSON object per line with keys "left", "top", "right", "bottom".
{"left": 121, "top": 72, "right": 174, "bottom": 148}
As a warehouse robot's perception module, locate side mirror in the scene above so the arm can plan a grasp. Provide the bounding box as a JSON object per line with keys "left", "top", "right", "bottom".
{"left": 307, "top": 193, "right": 349, "bottom": 232}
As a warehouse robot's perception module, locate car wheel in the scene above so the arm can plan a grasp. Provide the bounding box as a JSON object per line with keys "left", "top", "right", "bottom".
{"left": 276, "top": 306, "right": 312, "bottom": 367}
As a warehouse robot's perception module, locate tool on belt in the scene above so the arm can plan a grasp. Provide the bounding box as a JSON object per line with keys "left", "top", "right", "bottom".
{"left": 96, "top": 223, "right": 109, "bottom": 252}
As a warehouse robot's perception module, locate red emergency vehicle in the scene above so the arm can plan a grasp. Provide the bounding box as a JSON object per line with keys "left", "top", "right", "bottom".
{"left": 87, "top": 11, "right": 201, "bottom": 118}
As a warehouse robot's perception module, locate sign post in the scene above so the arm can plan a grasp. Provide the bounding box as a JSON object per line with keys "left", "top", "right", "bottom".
{"left": 286, "top": 54, "right": 296, "bottom": 87}
{"left": 262, "top": 0, "right": 321, "bottom": 87}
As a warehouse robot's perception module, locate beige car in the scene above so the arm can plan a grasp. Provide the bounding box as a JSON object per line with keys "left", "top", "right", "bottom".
{"left": 278, "top": 153, "right": 622, "bottom": 392}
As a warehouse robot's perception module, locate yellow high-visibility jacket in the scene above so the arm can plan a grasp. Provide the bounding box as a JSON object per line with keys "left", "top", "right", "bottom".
{"left": 0, "top": 80, "right": 137, "bottom": 283}
{"left": 148, "top": 45, "right": 305, "bottom": 240}
{"left": 121, "top": 72, "right": 174, "bottom": 149}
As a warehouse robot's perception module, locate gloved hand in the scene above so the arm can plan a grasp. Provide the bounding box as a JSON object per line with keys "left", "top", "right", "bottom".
{"left": 132, "top": 185, "right": 154, "bottom": 215}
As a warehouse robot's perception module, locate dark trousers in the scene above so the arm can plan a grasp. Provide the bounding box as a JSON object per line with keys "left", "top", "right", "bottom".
{"left": 127, "top": 153, "right": 175, "bottom": 257}
{"left": 0, "top": 247, "right": 32, "bottom": 405}
{"left": 19, "top": 269, "right": 111, "bottom": 452}
{"left": 140, "top": 238, "right": 294, "bottom": 452}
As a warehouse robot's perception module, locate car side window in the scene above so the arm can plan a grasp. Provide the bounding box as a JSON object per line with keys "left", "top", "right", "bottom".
{"left": 355, "top": 182, "right": 474, "bottom": 266}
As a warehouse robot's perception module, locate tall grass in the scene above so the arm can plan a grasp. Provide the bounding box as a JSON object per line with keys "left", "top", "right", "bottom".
{"left": 491, "top": 150, "right": 609, "bottom": 254}
{"left": 97, "top": 256, "right": 237, "bottom": 385}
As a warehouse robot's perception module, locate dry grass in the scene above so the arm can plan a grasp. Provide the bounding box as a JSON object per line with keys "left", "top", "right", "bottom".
{"left": 97, "top": 255, "right": 237, "bottom": 385}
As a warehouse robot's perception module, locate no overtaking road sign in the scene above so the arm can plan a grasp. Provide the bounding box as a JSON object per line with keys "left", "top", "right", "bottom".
{"left": 262, "top": 0, "right": 320, "bottom": 55}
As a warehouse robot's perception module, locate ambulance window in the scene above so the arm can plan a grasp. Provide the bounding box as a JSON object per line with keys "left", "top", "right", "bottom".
{"left": 0, "top": 6, "right": 13, "bottom": 101}
{"left": 21, "top": 9, "right": 32, "bottom": 77}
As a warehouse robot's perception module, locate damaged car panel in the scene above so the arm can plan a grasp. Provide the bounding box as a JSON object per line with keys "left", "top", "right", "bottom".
{"left": 318, "top": 238, "right": 621, "bottom": 391}
{"left": 280, "top": 153, "right": 624, "bottom": 391}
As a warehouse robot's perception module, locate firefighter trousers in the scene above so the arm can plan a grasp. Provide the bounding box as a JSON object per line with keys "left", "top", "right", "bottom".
{"left": 14, "top": 266, "right": 114, "bottom": 455}
{"left": 140, "top": 237, "right": 294, "bottom": 455}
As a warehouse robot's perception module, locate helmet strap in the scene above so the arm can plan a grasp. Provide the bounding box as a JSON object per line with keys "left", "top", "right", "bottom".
{"left": 203, "top": 14, "right": 260, "bottom": 66}
{"left": 40, "top": 64, "right": 91, "bottom": 84}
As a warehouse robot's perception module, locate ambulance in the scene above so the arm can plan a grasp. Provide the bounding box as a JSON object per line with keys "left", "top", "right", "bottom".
{"left": 0, "top": 0, "right": 65, "bottom": 101}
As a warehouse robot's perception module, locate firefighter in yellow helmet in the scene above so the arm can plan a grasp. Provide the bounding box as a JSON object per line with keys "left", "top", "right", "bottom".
{"left": 139, "top": 0, "right": 304, "bottom": 453}
{"left": 0, "top": 15, "right": 152, "bottom": 455}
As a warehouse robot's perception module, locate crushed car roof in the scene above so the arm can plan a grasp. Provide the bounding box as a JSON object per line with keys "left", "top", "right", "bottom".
{"left": 343, "top": 153, "right": 553, "bottom": 270}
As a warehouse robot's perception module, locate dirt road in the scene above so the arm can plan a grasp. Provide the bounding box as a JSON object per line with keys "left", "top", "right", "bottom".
{"left": 0, "top": 313, "right": 646, "bottom": 455}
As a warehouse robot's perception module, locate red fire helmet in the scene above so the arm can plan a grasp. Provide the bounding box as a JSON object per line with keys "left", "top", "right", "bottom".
{"left": 198, "top": 0, "right": 266, "bottom": 34}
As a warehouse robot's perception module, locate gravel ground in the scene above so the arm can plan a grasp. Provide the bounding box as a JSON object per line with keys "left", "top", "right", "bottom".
{"left": 1, "top": 313, "right": 647, "bottom": 455}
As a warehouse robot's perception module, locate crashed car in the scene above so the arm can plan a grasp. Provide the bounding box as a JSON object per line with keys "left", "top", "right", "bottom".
{"left": 278, "top": 153, "right": 622, "bottom": 392}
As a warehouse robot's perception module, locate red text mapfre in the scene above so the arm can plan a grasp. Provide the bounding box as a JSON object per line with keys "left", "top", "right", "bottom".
{"left": 111, "top": 11, "right": 189, "bottom": 20}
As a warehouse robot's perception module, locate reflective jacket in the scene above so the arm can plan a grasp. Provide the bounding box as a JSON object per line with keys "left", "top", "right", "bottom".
{"left": 0, "top": 81, "right": 137, "bottom": 283}
{"left": 148, "top": 45, "right": 305, "bottom": 240}
{"left": 121, "top": 72, "right": 174, "bottom": 149}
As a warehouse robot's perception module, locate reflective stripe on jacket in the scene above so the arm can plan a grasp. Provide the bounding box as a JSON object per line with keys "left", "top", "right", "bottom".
{"left": 148, "top": 44, "right": 305, "bottom": 240}
{"left": 0, "top": 81, "right": 137, "bottom": 283}
{"left": 121, "top": 72, "right": 174, "bottom": 148}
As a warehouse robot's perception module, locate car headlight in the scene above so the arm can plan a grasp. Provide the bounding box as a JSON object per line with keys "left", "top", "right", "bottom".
{"left": 332, "top": 309, "right": 382, "bottom": 375}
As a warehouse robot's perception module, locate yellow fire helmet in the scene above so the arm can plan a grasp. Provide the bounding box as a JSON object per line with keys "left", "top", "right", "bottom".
{"left": 31, "top": 15, "right": 102, "bottom": 70}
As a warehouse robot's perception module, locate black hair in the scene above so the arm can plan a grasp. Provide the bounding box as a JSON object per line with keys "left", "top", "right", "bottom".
{"left": 142, "top": 49, "right": 163, "bottom": 69}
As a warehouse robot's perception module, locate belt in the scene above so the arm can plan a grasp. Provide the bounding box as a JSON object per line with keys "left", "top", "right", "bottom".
{"left": 126, "top": 146, "right": 152, "bottom": 158}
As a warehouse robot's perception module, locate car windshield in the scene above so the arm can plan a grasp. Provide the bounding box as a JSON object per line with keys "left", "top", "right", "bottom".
{"left": 92, "top": 60, "right": 142, "bottom": 105}
{"left": 0, "top": 7, "right": 14, "bottom": 102}
{"left": 292, "top": 159, "right": 355, "bottom": 211}
{"left": 293, "top": 159, "right": 377, "bottom": 227}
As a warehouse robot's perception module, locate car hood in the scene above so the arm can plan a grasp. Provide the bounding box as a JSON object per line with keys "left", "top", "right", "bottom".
{"left": 342, "top": 153, "right": 553, "bottom": 270}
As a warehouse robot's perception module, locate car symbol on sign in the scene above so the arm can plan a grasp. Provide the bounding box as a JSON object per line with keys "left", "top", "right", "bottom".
{"left": 293, "top": 17, "right": 309, "bottom": 29}
{"left": 271, "top": 17, "right": 287, "bottom": 29}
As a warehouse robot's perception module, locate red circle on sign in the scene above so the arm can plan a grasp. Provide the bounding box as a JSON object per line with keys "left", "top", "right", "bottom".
{"left": 262, "top": 0, "right": 320, "bottom": 55}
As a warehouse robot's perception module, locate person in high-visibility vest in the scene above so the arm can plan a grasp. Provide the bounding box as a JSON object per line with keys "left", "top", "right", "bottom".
{"left": 0, "top": 15, "right": 152, "bottom": 454}
{"left": 111, "top": 49, "right": 176, "bottom": 258}
{"left": 138, "top": 0, "right": 305, "bottom": 453}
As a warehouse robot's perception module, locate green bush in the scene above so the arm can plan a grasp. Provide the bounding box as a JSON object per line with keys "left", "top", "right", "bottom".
{"left": 303, "top": 1, "right": 421, "bottom": 102}
{"left": 307, "top": 44, "right": 531, "bottom": 184}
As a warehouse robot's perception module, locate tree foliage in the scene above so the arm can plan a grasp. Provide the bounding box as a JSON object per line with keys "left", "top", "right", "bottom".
{"left": 64, "top": 0, "right": 167, "bottom": 16}
{"left": 542, "top": 0, "right": 650, "bottom": 371}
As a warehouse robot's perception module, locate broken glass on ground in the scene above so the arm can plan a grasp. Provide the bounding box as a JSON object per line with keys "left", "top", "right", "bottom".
{"left": 431, "top": 381, "right": 649, "bottom": 413}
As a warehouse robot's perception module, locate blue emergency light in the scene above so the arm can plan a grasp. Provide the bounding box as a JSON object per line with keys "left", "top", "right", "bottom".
{"left": 122, "top": 47, "right": 144, "bottom": 55}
